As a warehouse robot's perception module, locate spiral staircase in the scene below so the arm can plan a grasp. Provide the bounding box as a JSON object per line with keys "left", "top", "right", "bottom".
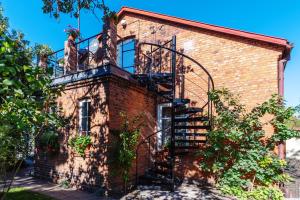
{"left": 133, "top": 36, "right": 215, "bottom": 190}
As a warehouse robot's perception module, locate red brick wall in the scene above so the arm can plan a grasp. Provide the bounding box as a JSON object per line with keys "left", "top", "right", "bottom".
{"left": 35, "top": 75, "right": 156, "bottom": 193}
{"left": 116, "top": 13, "right": 285, "bottom": 179}
{"left": 107, "top": 76, "right": 156, "bottom": 190}
{"left": 35, "top": 78, "right": 110, "bottom": 191}
{"left": 117, "top": 13, "right": 284, "bottom": 110}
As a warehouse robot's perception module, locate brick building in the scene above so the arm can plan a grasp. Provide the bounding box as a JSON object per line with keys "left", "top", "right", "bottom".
{"left": 34, "top": 7, "right": 292, "bottom": 193}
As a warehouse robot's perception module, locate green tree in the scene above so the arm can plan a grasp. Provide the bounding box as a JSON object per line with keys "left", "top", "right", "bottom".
{"left": 200, "top": 89, "right": 299, "bottom": 200}
{"left": 41, "top": 0, "right": 110, "bottom": 18}
{"left": 0, "top": 5, "right": 64, "bottom": 199}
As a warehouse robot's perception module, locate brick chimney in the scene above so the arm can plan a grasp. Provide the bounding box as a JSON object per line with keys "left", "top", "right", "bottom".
{"left": 102, "top": 17, "right": 117, "bottom": 66}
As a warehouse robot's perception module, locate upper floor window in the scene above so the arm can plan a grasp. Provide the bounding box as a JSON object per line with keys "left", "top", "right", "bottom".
{"left": 117, "top": 38, "right": 135, "bottom": 73}
{"left": 79, "top": 99, "right": 91, "bottom": 134}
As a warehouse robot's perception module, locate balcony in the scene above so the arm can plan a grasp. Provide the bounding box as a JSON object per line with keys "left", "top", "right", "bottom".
{"left": 48, "top": 33, "right": 136, "bottom": 86}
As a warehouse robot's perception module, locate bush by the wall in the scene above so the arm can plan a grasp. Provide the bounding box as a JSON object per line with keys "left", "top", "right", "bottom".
{"left": 199, "top": 89, "right": 299, "bottom": 200}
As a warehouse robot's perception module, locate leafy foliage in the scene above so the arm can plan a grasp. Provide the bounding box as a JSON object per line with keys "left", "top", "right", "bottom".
{"left": 113, "top": 112, "right": 144, "bottom": 191}
{"left": 200, "top": 89, "right": 299, "bottom": 199}
{"left": 41, "top": 0, "right": 114, "bottom": 19}
{"left": 68, "top": 135, "right": 92, "bottom": 157}
{"left": 33, "top": 44, "right": 53, "bottom": 57}
{"left": 0, "top": 5, "right": 64, "bottom": 198}
{"left": 39, "top": 131, "right": 60, "bottom": 154}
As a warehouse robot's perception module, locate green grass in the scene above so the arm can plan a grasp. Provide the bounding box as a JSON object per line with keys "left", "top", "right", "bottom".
{"left": 4, "top": 187, "right": 56, "bottom": 200}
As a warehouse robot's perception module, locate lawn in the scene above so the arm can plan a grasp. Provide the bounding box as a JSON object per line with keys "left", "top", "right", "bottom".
{"left": 4, "top": 187, "right": 56, "bottom": 200}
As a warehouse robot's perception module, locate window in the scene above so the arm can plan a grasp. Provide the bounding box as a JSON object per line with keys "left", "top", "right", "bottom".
{"left": 117, "top": 38, "right": 135, "bottom": 73}
{"left": 157, "top": 103, "right": 171, "bottom": 149}
{"left": 79, "top": 99, "right": 91, "bottom": 134}
{"left": 157, "top": 103, "right": 187, "bottom": 149}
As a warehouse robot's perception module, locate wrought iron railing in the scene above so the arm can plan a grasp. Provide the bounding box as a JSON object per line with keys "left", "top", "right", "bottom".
{"left": 135, "top": 127, "right": 171, "bottom": 185}
{"left": 134, "top": 37, "right": 215, "bottom": 186}
{"left": 137, "top": 41, "right": 214, "bottom": 117}
{"left": 47, "top": 33, "right": 139, "bottom": 79}
{"left": 47, "top": 33, "right": 104, "bottom": 78}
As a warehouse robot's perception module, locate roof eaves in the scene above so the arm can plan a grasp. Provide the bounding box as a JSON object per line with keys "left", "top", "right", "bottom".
{"left": 117, "top": 6, "right": 292, "bottom": 53}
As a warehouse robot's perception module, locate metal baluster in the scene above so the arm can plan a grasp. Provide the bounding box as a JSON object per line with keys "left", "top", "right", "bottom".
{"left": 170, "top": 35, "right": 176, "bottom": 191}
{"left": 208, "top": 77, "right": 211, "bottom": 129}
{"left": 148, "top": 138, "right": 151, "bottom": 169}
{"left": 55, "top": 53, "right": 57, "bottom": 77}
{"left": 159, "top": 46, "right": 162, "bottom": 73}
{"left": 136, "top": 148, "right": 138, "bottom": 185}
{"left": 121, "top": 40, "right": 124, "bottom": 69}
{"left": 76, "top": 43, "right": 79, "bottom": 72}
{"left": 87, "top": 38, "right": 90, "bottom": 68}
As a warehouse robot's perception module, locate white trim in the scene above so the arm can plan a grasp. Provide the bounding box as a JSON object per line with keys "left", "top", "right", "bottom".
{"left": 157, "top": 103, "right": 171, "bottom": 150}
{"left": 79, "top": 99, "right": 91, "bottom": 135}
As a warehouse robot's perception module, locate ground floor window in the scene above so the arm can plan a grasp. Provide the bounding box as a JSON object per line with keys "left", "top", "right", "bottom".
{"left": 157, "top": 103, "right": 171, "bottom": 149}
{"left": 79, "top": 99, "right": 91, "bottom": 135}
{"left": 157, "top": 103, "right": 187, "bottom": 149}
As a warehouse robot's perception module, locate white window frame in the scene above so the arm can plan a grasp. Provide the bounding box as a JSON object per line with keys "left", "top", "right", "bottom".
{"left": 79, "top": 99, "right": 91, "bottom": 135}
{"left": 157, "top": 103, "right": 188, "bottom": 150}
{"left": 157, "top": 103, "right": 171, "bottom": 150}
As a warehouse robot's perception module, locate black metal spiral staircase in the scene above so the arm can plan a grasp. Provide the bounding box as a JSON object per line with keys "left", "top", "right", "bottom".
{"left": 133, "top": 36, "right": 215, "bottom": 190}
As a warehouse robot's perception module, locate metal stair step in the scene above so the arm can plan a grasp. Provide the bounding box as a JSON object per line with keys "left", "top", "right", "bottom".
{"left": 175, "top": 145, "right": 205, "bottom": 149}
{"left": 157, "top": 83, "right": 172, "bottom": 91}
{"left": 174, "top": 116, "right": 209, "bottom": 122}
{"left": 150, "top": 73, "right": 172, "bottom": 79}
{"left": 154, "top": 161, "right": 172, "bottom": 169}
{"left": 175, "top": 107, "right": 203, "bottom": 115}
{"left": 150, "top": 168, "right": 170, "bottom": 176}
{"left": 175, "top": 132, "right": 207, "bottom": 137}
{"left": 175, "top": 139, "right": 206, "bottom": 143}
{"left": 173, "top": 98, "right": 190, "bottom": 106}
{"left": 174, "top": 125, "right": 210, "bottom": 129}
{"left": 139, "top": 173, "right": 172, "bottom": 185}
{"left": 157, "top": 90, "right": 172, "bottom": 96}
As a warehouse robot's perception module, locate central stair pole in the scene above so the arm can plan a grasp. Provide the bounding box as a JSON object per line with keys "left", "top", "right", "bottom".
{"left": 170, "top": 35, "right": 177, "bottom": 191}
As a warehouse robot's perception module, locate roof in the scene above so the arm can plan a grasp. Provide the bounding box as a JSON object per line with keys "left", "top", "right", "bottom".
{"left": 117, "top": 7, "right": 292, "bottom": 59}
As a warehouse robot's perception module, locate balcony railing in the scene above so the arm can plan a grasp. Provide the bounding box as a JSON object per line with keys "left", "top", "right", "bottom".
{"left": 47, "top": 33, "right": 137, "bottom": 79}
{"left": 48, "top": 33, "right": 106, "bottom": 78}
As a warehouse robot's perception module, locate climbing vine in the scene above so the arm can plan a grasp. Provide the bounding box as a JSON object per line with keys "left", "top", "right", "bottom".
{"left": 114, "top": 112, "right": 144, "bottom": 192}
{"left": 200, "top": 89, "right": 299, "bottom": 200}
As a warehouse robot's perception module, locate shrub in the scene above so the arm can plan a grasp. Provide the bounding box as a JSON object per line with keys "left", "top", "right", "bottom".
{"left": 200, "top": 89, "right": 299, "bottom": 199}
{"left": 39, "top": 131, "right": 60, "bottom": 154}
{"left": 112, "top": 112, "right": 144, "bottom": 192}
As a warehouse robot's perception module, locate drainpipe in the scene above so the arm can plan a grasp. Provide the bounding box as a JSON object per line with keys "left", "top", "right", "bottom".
{"left": 278, "top": 58, "right": 287, "bottom": 160}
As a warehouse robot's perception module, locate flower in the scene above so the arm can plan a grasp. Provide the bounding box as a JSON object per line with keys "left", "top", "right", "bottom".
{"left": 64, "top": 25, "right": 80, "bottom": 38}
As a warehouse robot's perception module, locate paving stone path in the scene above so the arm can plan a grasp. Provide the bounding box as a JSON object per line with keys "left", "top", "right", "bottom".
{"left": 12, "top": 175, "right": 108, "bottom": 200}
{"left": 122, "top": 183, "right": 235, "bottom": 200}
{"left": 11, "top": 166, "right": 234, "bottom": 200}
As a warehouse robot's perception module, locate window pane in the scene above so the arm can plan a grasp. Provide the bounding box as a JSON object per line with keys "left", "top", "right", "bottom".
{"left": 81, "top": 102, "right": 88, "bottom": 117}
{"left": 162, "top": 119, "right": 171, "bottom": 145}
{"left": 80, "top": 101, "right": 91, "bottom": 133}
{"left": 81, "top": 117, "right": 88, "bottom": 131}
{"left": 162, "top": 107, "right": 171, "bottom": 118}
{"left": 117, "top": 39, "right": 135, "bottom": 73}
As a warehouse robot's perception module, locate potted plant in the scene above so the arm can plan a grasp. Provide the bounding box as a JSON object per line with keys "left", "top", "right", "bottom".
{"left": 64, "top": 25, "right": 80, "bottom": 41}
{"left": 68, "top": 135, "right": 92, "bottom": 157}
{"left": 34, "top": 44, "right": 53, "bottom": 68}
{"left": 39, "top": 131, "right": 60, "bottom": 155}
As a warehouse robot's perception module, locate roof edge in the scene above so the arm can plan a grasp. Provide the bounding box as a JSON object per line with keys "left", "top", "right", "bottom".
{"left": 117, "top": 6, "right": 292, "bottom": 57}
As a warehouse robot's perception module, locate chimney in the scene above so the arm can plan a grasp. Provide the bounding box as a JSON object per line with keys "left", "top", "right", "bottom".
{"left": 102, "top": 16, "right": 117, "bottom": 66}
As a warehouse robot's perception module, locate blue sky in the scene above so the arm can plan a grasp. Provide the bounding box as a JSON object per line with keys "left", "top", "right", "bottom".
{"left": 1, "top": 0, "right": 299, "bottom": 107}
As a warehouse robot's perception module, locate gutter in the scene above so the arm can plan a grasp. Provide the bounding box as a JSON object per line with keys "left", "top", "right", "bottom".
{"left": 278, "top": 43, "right": 293, "bottom": 159}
